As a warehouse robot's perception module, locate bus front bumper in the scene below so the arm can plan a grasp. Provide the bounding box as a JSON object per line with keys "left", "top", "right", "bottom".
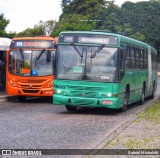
{"left": 53, "top": 94, "right": 119, "bottom": 109}
{"left": 7, "top": 86, "right": 54, "bottom": 97}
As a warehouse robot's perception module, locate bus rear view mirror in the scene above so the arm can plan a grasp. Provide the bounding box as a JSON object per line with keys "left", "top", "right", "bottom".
{"left": 47, "top": 50, "right": 51, "bottom": 62}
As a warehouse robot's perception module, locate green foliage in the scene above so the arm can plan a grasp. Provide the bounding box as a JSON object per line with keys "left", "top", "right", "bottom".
{"left": 16, "top": 27, "right": 44, "bottom": 37}
{"left": 52, "top": 0, "right": 108, "bottom": 36}
{"left": 120, "top": 1, "right": 160, "bottom": 46}
{"left": 16, "top": 20, "right": 57, "bottom": 37}
{"left": 0, "top": 13, "right": 14, "bottom": 38}
{"left": 51, "top": 14, "right": 96, "bottom": 37}
{"left": 61, "top": 0, "right": 107, "bottom": 16}
{"left": 139, "top": 100, "right": 160, "bottom": 124}
{"left": 53, "top": 0, "right": 160, "bottom": 48}
{"left": 95, "top": 1, "right": 121, "bottom": 32}
{"left": 0, "top": 14, "right": 9, "bottom": 31}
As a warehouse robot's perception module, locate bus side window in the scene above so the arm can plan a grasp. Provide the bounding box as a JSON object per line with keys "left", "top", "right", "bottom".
{"left": 119, "top": 48, "right": 125, "bottom": 81}
{"left": 126, "top": 46, "right": 130, "bottom": 69}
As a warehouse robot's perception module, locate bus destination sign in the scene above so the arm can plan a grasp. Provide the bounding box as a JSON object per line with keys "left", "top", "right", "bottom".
{"left": 60, "top": 33, "right": 118, "bottom": 45}
{"left": 78, "top": 37, "right": 109, "bottom": 45}
{"left": 10, "top": 40, "right": 55, "bottom": 49}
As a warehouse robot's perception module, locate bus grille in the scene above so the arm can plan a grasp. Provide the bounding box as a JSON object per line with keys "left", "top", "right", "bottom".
{"left": 70, "top": 91, "right": 98, "bottom": 98}
{"left": 20, "top": 85, "right": 42, "bottom": 88}
{"left": 68, "top": 86, "right": 83, "bottom": 90}
{"left": 85, "top": 87, "right": 101, "bottom": 91}
{"left": 68, "top": 85, "right": 101, "bottom": 91}
{"left": 22, "top": 90, "right": 39, "bottom": 93}
{"left": 20, "top": 79, "right": 46, "bottom": 83}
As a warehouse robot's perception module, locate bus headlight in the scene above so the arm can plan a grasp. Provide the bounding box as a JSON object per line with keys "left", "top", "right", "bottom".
{"left": 107, "top": 93, "right": 112, "bottom": 97}
{"left": 57, "top": 89, "right": 61, "bottom": 94}
{"left": 102, "top": 93, "right": 112, "bottom": 97}
{"left": 9, "top": 79, "right": 17, "bottom": 87}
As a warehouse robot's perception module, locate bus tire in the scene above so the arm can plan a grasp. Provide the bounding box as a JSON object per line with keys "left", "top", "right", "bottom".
{"left": 18, "top": 96, "right": 26, "bottom": 102}
{"left": 140, "top": 88, "right": 145, "bottom": 105}
{"left": 119, "top": 91, "right": 129, "bottom": 112}
{"left": 65, "top": 105, "right": 77, "bottom": 112}
{"left": 149, "top": 83, "right": 155, "bottom": 99}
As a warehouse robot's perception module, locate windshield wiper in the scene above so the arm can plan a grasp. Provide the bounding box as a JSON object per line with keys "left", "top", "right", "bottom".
{"left": 91, "top": 45, "right": 105, "bottom": 58}
{"left": 36, "top": 49, "right": 45, "bottom": 60}
{"left": 71, "top": 43, "right": 83, "bottom": 57}
{"left": 19, "top": 48, "right": 24, "bottom": 64}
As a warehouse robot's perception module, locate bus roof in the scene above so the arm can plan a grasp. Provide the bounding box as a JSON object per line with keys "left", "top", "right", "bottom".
{"left": 0, "top": 37, "right": 11, "bottom": 50}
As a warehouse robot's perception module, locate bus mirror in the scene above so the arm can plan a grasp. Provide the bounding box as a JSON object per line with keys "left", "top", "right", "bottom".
{"left": 52, "top": 53, "right": 55, "bottom": 60}
{"left": 47, "top": 50, "right": 51, "bottom": 62}
{"left": 52, "top": 43, "right": 57, "bottom": 49}
{"left": 54, "top": 44, "right": 57, "bottom": 49}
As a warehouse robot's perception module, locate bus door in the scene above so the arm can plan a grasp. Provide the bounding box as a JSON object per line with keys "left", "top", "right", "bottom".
{"left": 0, "top": 50, "right": 6, "bottom": 89}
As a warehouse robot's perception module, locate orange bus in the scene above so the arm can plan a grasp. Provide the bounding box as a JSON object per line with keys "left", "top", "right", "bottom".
{"left": 6, "top": 36, "right": 57, "bottom": 101}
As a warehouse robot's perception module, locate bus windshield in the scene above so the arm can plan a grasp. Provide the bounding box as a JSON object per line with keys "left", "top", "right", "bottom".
{"left": 9, "top": 50, "right": 55, "bottom": 76}
{"left": 55, "top": 45, "right": 118, "bottom": 82}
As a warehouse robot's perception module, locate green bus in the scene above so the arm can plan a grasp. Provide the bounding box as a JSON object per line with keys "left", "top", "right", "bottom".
{"left": 53, "top": 31, "right": 158, "bottom": 112}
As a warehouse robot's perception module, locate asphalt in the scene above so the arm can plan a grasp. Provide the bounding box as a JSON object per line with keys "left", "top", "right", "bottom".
{"left": 0, "top": 88, "right": 159, "bottom": 157}
{"left": 0, "top": 90, "right": 17, "bottom": 102}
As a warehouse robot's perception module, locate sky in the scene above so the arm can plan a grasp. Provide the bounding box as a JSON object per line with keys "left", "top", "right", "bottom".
{"left": 0, "top": 0, "right": 149, "bottom": 33}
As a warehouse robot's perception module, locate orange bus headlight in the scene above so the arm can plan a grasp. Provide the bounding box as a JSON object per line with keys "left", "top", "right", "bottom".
{"left": 9, "top": 79, "right": 17, "bottom": 87}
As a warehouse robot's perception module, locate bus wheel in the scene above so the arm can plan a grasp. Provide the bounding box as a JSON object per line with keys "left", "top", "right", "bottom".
{"left": 65, "top": 105, "right": 77, "bottom": 112}
{"left": 119, "top": 91, "right": 129, "bottom": 112}
{"left": 149, "top": 84, "right": 155, "bottom": 99}
{"left": 140, "top": 88, "right": 145, "bottom": 105}
{"left": 18, "top": 96, "right": 26, "bottom": 102}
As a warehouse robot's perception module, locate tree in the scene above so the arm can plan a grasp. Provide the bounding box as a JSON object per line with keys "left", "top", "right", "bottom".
{"left": 36, "top": 20, "right": 57, "bottom": 35}
{"left": 51, "top": 14, "right": 96, "bottom": 37}
{"left": 52, "top": 0, "right": 108, "bottom": 36}
{"left": 16, "top": 26, "right": 45, "bottom": 37}
{"left": 95, "top": 1, "right": 121, "bottom": 32}
{"left": 121, "top": 1, "right": 160, "bottom": 46}
{"left": 0, "top": 14, "right": 10, "bottom": 37}
{"left": 53, "top": 0, "right": 160, "bottom": 47}
{"left": 16, "top": 20, "right": 57, "bottom": 37}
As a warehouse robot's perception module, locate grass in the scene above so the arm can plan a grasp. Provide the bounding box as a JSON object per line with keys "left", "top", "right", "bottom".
{"left": 124, "top": 137, "right": 159, "bottom": 149}
{"left": 105, "top": 99, "right": 160, "bottom": 149}
{"left": 124, "top": 99, "right": 160, "bottom": 148}
{"left": 138, "top": 99, "right": 160, "bottom": 124}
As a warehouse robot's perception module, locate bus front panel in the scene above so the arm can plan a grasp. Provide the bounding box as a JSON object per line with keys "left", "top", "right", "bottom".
{"left": 53, "top": 79, "right": 120, "bottom": 109}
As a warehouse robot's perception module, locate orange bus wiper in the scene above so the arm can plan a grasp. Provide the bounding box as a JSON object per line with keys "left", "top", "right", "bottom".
{"left": 36, "top": 49, "right": 45, "bottom": 60}
{"left": 19, "top": 48, "right": 24, "bottom": 64}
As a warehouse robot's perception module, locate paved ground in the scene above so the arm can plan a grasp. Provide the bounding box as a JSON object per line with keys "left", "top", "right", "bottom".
{"left": 0, "top": 85, "right": 160, "bottom": 158}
